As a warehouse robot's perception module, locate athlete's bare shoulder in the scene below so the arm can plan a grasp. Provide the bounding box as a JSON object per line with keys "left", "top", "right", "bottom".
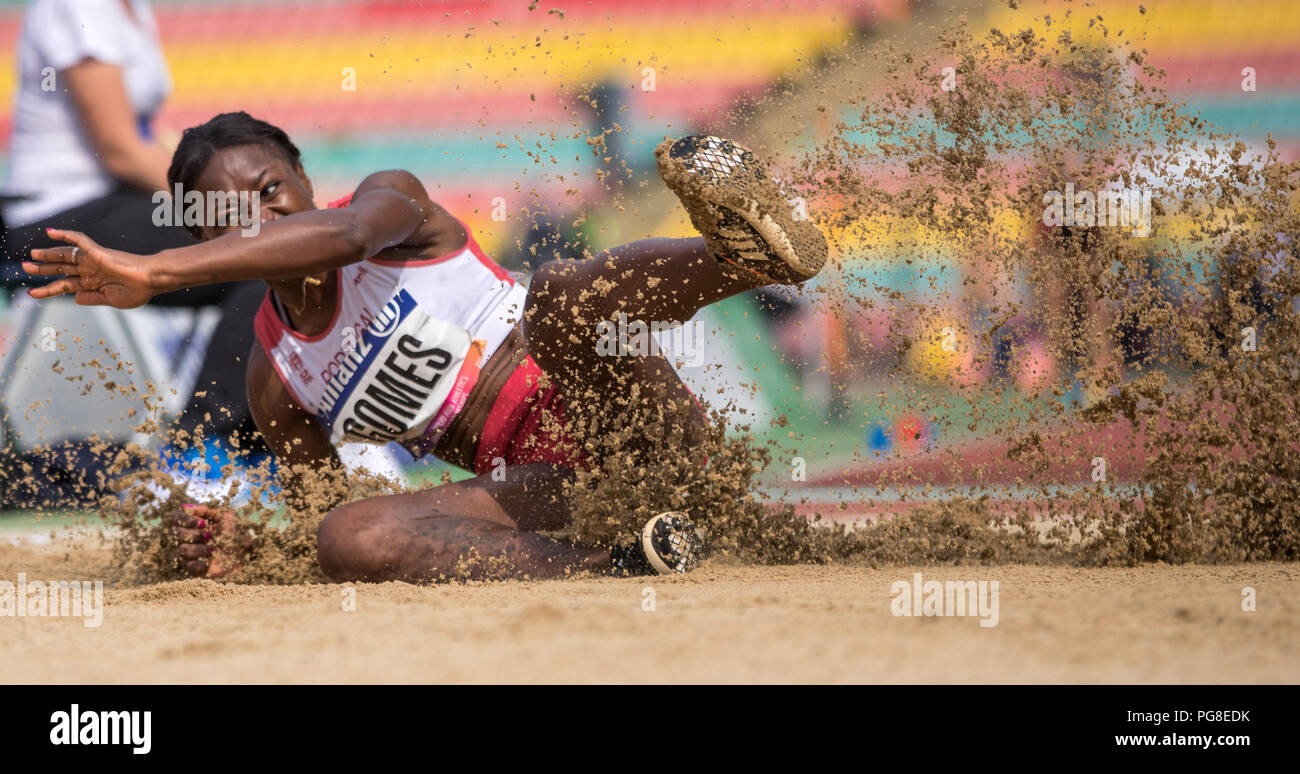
{"left": 352, "top": 170, "right": 467, "bottom": 261}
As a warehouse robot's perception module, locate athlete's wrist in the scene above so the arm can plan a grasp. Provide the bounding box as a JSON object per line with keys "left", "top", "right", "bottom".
{"left": 145, "top": 250, "right": 181, "bottom": 295}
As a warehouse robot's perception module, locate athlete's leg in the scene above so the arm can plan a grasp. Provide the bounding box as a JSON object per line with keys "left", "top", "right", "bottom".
{"left": 531, "top": 236, "right": 759, "bottom": 337}
{"left": 523, "top": 136, "right": 828, "bottom": 450}
{"left": 314, "top": 463, "right": 610, "bottom": 582}
{"left": 526, "top": 134, "right": 826, "bottom": 357}
{"left": 523, "top": 237, "right": 765, "bottom": 447}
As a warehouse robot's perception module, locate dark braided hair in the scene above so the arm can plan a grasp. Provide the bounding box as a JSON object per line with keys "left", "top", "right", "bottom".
{"left": 167, "top": 112, "right": 303, "bottom": 237}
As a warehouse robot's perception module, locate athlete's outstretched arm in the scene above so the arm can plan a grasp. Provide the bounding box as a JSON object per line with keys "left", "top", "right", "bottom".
{"left": 22, "top": 171, "right": 434, "bottom": 308}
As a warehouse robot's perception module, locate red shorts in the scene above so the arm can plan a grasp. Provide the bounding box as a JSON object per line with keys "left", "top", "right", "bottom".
{"left": 472, "top": 355, "right": 587, "bottom": 474}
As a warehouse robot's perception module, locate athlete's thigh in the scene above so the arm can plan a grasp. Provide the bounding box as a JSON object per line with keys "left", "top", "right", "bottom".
{"left": 535, "top": 336, "right": 707, "bottom": 450}
{"left": 520, "top": 261, "right": 709, "bottom": 446}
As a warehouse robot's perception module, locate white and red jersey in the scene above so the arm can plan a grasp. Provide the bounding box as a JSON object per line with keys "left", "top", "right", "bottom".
{"left": 253, "top": 198, "right": 526, "bottom": 458}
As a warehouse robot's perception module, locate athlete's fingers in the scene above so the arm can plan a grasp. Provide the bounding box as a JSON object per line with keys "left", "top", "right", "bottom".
{"left": 165, "top": 505, "right": 211, "bottom": 530}
{"left": 21, "top": 260, "right": 75, "bottom": 277}
{"left": 45, "top": 228, "right": 100, "bottom": 254}
{"left": 167, "top": 513, "right": 207, "bottom": 531}
{"left": 27, "top": 246, "right": 80, "bottom": 266}
{"left": 174, "top": 527, "right": 209, "bottom": 544}
{"left": 178, "top": 543, "right": 213, "bottom": 560}
{"left": 177, "top": 514, "right": 207, "bottom": 530}
{"left": 184, "top": 558, "right": 210, "bottom": 577}
{"left": 27, "top": 276, "right": 85, "bottom": 299}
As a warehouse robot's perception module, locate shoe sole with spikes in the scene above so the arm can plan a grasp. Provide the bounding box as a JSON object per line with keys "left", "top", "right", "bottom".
{"left": 655, "top": 134, "right": 827, "bottom": 285}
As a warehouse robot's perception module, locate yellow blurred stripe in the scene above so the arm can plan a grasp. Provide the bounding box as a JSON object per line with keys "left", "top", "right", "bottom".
{"left": 162, "top": 20, "right": 847, "bottom": 103}
{"left": 0, "top": 17, "right": 850, "bottom": 104}
{"left": 985, "top": 0, "right": 1300, "bottom": 55}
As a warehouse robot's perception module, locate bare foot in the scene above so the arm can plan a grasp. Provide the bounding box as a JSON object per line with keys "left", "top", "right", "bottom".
{"left": 167, "top": 503, "right": 254, "bottom": 579}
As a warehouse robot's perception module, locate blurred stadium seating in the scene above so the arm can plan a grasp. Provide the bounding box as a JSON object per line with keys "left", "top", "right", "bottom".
{"left": 0, "top": 0, "right": 900, "bottom": 468}
{"left": 0, "top": 0, "right": 904, "bottom": 254}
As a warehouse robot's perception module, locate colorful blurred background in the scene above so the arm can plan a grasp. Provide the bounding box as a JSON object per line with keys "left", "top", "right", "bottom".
{"left": 0, "top": 0, "right": 903, "bottom": 258}
{"left": 0, "top": 0, "right": 1297, "bottom": 502}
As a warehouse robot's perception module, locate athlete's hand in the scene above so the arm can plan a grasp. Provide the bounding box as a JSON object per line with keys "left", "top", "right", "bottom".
{"left": 166, "top": 504, "right": 253, "bottom": 579}
{"left": 22, "top": 228, "right": 157, "bottom": 309}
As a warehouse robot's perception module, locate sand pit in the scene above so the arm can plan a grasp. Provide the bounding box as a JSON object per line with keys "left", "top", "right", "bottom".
{"left": 1, "top": 534, "right": 1294, "bottom": 684}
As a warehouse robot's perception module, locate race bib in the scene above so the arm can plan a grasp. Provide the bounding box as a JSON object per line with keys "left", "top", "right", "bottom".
{"left": 317, "top": 288, "right": 474, "bottom": 445}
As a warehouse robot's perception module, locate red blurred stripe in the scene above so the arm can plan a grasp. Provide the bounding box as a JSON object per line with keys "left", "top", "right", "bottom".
{"left": 1157, "top": 53, "right": 1300, "bottom": 93}
{"left": 150, "top": 0, "right": 901, "bottom": 42}
{"left": 157, "top": 81, "right": 752, "bottom": 133}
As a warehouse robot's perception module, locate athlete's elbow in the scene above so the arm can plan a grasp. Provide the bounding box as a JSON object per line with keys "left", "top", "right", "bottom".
{"left": 335, "top": 217, "right": 374, "bottom": 263}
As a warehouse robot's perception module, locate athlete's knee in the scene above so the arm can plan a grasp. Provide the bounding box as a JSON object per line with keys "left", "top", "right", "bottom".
{"left": 527, "top": 259, "right": 579, "bottom": 317}
{"left": 529, "top": 257, "right": 621, "bottom": 324}
{"left": 524, "top": 261, "right": 592, "bottom": 365}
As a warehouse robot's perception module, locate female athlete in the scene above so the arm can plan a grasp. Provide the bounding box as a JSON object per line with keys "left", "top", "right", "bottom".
{"left": 24, "top": 112, "right": 827, "bottom": 581}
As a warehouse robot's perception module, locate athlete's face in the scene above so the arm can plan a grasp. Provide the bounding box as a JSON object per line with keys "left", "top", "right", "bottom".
{"left": 191, "top": 143, "right": 315, "bottom": 241}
